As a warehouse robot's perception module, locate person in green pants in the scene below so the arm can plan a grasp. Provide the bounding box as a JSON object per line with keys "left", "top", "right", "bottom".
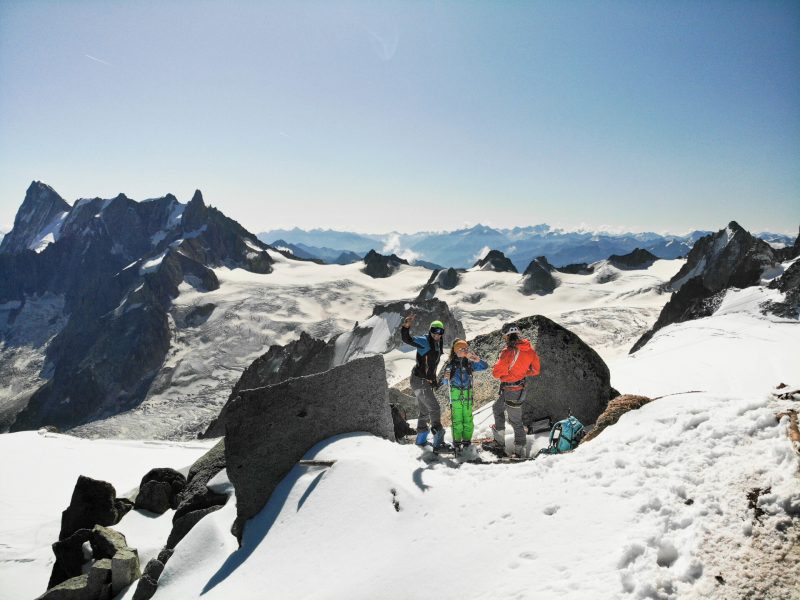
{"left": 441, "top": 339, "right": 488, "bottom": 455}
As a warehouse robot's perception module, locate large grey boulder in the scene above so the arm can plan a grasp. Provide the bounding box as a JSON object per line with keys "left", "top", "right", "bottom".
{"left": 225, "top": 355, "right": 392, "bottom": 540}
{"left": 466, "top": 315, "right": 614, "bottom": 428}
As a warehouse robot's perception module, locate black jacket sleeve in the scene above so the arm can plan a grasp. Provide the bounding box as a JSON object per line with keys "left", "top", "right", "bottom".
{"left": 401, "top": 326, "right": 424, "bottom": 349}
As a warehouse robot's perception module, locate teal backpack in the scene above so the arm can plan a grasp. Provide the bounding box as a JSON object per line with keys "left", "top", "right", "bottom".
{"left": 538, "top": 416, "right": 585, "bottom": 455}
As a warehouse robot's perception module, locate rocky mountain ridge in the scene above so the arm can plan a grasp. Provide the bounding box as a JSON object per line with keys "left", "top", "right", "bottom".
{"left": 631, "top": 222, "right": 800, "bottom": 352}
{"left": 1, "top": 182, "right": 278, "bottom": 432}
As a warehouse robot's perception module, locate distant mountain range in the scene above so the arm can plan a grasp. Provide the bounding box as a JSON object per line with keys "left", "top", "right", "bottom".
{"left": 260, "top": 225, "right": 796, "bottom": 269}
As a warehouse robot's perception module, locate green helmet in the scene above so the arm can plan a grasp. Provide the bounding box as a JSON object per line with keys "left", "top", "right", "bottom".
{"left": 429, "top": 320, "right": 445, "bottom": 333}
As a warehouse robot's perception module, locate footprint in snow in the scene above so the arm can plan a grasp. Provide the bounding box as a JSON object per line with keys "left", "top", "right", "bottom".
{"left": 543, "top": 505, "right": 560, "bottom": 516}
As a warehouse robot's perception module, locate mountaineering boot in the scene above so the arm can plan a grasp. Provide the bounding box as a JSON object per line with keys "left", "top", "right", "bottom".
{"left": 512, "top": 443, "right": 527, "bottom": 459}
{"left": 453, "top": 441, "right": 463, "bottom": 457}
{"left": 415, "top": 430, "right": 429, "bottom": 446}
{"left": 432, "top": 427, "right": 452, "bottom": 452}
{"left": 490, "top": 426, "right": 506, "bottom": 452}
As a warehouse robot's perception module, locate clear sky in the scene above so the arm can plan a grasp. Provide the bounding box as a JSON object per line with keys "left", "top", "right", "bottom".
{"left": 1, "top": 1, "right": 798, "bottom": 235}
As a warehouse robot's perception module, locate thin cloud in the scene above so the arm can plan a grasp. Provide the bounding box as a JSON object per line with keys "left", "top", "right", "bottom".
{"left": 362, "top": 25, "right": 399, "bottom": 61}
{"left": 85, "top": 54, "right": 112, "bottom": 67}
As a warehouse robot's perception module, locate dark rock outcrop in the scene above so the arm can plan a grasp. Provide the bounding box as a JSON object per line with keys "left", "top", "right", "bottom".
{"left": 521, "top": 256, "right": 558, "bottom": 295}
{"left": 630, "top": 277, "right": 725, "bottom": 353}
{"left": 415, "top": 267, "right": 462, "bottom": 301}
{"left": 134, "top": 468, "right": 187, "bottom": 514}
{"left": 167, "top": 505, "right": 224, "bottom": 549}
{"left": 226, "top": 355, "right": 392, "bottom": 540}
{"left": 49, "top": 529, "right": 93, "bottom": 589}
{"left": 464, "top": 316, "right": 614, "bottom": 428}
{"left": 632, "top": 222, "right": 781, "bottom": 352}
{"left": 362, "top": 249, "right": 409, "bottom": 278}
{"left": 472, "top": 249, "right": 517, "bottom": 273}
{"left": 763, "top": 260, "right": 800, "bottom": 319}
{"left": 556, "top": 263, "right": 595, "bottom": 275}
{"left": 173, "top": 438, "right": 227, "bottom": 521}
{"left": 58, "top": 476, "right": 126, "bottom": 541}
{"left": 608, "top": 248, "right": 658, "bottom": 270}
{"left": 45, "top": 525, "right": 139, "bottom": 598}
{"left": 132, "top": 574, "right": 158, "bottom": 600}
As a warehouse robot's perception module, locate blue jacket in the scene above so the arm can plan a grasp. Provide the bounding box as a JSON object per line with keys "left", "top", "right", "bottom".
{"left": 441, "top": 357, "right": 488, "bottom": 389}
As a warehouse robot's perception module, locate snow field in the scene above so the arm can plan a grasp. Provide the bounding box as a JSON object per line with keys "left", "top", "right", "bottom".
{"left": 67, "top": 257, "right": 683, "bottom": 440}
{"left": 0, "top": 433, "right": 216, "bottom": 600}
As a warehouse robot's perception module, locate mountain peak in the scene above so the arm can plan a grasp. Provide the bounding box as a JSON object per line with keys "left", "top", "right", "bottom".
{"left": 473, "top": 249, "right": 517, "bottom": 273}
{"left": 0, "top": 181, "right": 71, "bottom": 254}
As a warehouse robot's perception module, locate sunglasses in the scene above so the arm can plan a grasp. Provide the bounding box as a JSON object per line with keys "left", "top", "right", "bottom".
{"left": 455, "top": 346, "right": 469, "bottom": 353}
{"left": 430, "top": 327, "right": 445, "bottom": 335}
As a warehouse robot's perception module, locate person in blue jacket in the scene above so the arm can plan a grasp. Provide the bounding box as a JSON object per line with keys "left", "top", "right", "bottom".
{"left": 441, "top": 339, "right": 488, "bottom": 455}
{"left": 400, "top": 313, "right": 448, "bottom": 450}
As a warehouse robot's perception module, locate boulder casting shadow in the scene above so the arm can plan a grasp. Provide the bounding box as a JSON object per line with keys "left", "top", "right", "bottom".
{"left": 225, "top": 355, "right": 393, "bottom": 540}
{"left": 201, "top": 434, "right": 362, "bottom": 594}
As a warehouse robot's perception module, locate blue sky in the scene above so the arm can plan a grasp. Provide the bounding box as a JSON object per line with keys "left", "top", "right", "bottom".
{"left": 1, "top": 1, "right": 798, "bottom": 235}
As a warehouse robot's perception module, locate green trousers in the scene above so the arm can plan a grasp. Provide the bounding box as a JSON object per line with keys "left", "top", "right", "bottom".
{"left": 450, "top": 389, "right": 474, "bottom": 443}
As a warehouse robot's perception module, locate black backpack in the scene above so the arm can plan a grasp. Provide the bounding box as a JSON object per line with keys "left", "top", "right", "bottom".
{"left": 390, "top": 404, "right": 416, "bottom": 439}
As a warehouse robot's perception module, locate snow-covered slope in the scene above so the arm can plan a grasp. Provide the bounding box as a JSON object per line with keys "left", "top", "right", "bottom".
{"left": 2, "top": 297, "right": 798, "bottom": 600}
{"left": 69, "top": 257, "right": 683, "bottom": 439}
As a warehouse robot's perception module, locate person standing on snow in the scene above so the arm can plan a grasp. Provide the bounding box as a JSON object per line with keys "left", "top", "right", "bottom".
{"left": 440, "top": 339, "right": 488, "bottom": 455}
{"left": 490, "top": 323, "right": 541, "bottom": 458}
{"left": 401, "top": 313, "right": 448, "bottom": 450}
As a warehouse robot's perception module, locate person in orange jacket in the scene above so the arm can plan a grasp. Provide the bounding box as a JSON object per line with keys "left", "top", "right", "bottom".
{"left": 490, "top": 322, "right": 541, "bottom": 458}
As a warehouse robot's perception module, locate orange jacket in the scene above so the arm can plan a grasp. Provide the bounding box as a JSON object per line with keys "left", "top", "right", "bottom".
{"left": 492, "top": 338, "right": 541, "bottom": 382}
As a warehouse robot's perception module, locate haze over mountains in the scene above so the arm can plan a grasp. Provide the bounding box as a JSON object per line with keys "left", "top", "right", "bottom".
{"left": 260, "top": 225, "right": 796, "bottom": 271}
{"left": 1, "top": 180, "right": 798, "bottom": 441}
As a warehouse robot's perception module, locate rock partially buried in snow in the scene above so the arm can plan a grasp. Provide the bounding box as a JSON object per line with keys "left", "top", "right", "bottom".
{"left": 225, "top": 355, "right": 393, "bottom": 540}
{"left": 134, "top": 468, "right": 186, "bottom": 514}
